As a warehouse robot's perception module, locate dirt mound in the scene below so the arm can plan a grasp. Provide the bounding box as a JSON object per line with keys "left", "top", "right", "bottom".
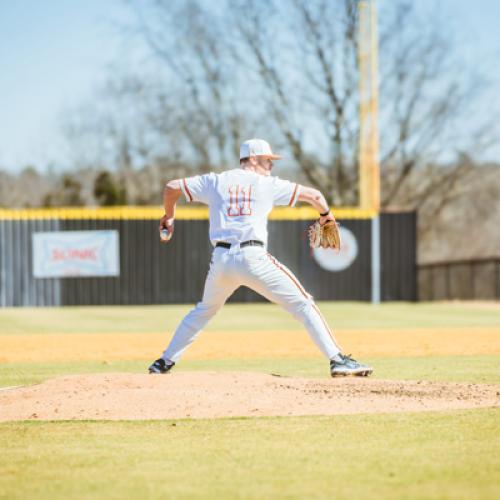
{"left": 1, "top": 372, "right": 498, "bottom": 421}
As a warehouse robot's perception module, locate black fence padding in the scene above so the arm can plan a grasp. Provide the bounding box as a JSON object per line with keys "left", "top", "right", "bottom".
{"left": 0, "top": 213, "right": 416, "bottom": 306}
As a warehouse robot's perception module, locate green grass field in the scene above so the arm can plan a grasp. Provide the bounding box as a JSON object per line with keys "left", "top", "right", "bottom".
{"left": 1, "top": 411, "right": 499, "bottom": 500}
{"left": 1, "top": 302, "right": 499, "bottom": 499}
{"left": 1, "top": 356, "right": 500, "bottom": 388}
{"left": 1, "top": 301, "right": 499, "bottom": 334}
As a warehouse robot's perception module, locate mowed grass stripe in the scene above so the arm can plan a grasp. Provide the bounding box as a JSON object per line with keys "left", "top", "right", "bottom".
{"left": 1, "top": 356, "right": 499, "bottom": 387}
{"left": 0, "top": 410, "right": 499, "bottom": 500}
{"left": 1, "top": 302, "right": 499, "bottom": 335}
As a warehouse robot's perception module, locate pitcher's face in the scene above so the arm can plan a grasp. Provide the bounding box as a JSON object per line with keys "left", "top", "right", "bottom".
{"left": 256, "top": 157, "right": 273, "bottom": 175}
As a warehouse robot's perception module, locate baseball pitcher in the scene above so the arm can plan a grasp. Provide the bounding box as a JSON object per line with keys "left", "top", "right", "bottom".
{"left": 149, "top": 139, "right": 372, "bottom": 377}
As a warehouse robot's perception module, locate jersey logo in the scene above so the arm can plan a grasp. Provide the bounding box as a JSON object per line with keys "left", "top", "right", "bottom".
{"left": 227, "top": 185, "right": 253, "bottom": 216}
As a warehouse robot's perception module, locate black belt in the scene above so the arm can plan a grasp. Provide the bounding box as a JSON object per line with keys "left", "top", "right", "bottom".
{"left": 215, "top": 240, "right": 264, "bottom": 249}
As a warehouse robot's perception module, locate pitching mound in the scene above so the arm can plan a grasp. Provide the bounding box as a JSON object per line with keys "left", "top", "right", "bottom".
{"left": 1, "top": 372, "right": 499, "bottom": 421}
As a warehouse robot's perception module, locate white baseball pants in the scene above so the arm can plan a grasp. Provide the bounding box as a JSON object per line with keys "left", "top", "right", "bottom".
{"left": 162, "top": 244, "right": 341, "bottom": 362}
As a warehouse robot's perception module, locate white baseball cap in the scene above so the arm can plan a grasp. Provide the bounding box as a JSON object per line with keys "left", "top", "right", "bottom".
{"left": 239, "top": 139, "right": 282, "bottom": 160}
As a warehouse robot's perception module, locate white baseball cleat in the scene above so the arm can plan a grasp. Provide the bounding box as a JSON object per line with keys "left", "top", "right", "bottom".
{"left": 330, "top": 354, "right": 373, "bottom": 377}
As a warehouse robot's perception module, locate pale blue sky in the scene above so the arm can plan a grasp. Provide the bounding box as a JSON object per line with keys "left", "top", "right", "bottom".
{"left": 0, "top": 0, "right": 128, "bottom": 170}
{"left": 0, "top": 0, "right": 499, "bottom": 171}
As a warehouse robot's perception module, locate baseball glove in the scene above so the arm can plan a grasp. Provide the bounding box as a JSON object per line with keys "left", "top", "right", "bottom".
{"left": 308, "top": 220, "right": 341, "bottom": 250}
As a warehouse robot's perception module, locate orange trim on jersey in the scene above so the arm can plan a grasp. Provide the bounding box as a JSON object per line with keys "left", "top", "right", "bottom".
{"left": 240, "top": 184, "right": 252, "bottom": 215}
{"left": 227, "top": 184, "right": 241, "bottom": 216}
{"left": 183, "top": 179, "right": 193, "bottom": 202}
{"left": 227, "top": 184, "right": 253, "bottom": 216}
{"left": 266, "top": 253, "right": 309, "bottom": 299}
{"left": 288, "top": 183, "right": 299, "bottom": 206}
{"left": 312, "top": 303, "right": 342, "bottom": 350}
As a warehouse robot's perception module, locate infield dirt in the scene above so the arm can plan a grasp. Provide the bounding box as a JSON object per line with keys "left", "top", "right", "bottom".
{"left": 1, "top": 327, "right": 499, "bottom": 362}
{"left": 1, "top": 372, "right": 498, "bottom": 421}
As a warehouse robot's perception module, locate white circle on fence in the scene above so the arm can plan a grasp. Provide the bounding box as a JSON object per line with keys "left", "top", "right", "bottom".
{"left": 312, "top": 227, "right": 358, "bottom": 272}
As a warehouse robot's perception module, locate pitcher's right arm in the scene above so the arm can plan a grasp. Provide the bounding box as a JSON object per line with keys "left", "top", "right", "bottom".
{"left": 159, "top": 180, "right": 183, "bottom": 242}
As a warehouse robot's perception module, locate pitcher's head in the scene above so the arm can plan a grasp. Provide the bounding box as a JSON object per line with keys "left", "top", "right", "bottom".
{"left": 239, "top": 139, "right": 282, "bottom": 175}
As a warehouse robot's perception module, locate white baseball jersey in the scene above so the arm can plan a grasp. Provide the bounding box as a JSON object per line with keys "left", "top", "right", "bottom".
{"left": 179, "top": 168, "right": 301, "bottom": 246}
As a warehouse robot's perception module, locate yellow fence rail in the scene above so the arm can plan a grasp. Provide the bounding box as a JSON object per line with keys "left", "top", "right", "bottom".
{"left": 0, "top": 206, "right": 377, "bottom": 220}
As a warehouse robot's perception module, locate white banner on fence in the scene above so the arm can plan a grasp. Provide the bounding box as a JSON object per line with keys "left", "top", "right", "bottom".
{"left": 32, "top": 231, "right": 120, "bottom": 278}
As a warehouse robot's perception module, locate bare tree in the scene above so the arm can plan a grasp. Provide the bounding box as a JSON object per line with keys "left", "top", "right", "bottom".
{"left": 61, "top": 72, "right": 176, "bottom": 171}
{"left": 220, "top": 0, "right": 353, "bottom": 204}
{"left": 377, "top": 2, "right": 490, "bottom": 210}
{"left": 418, "top": 161, "right": 500, "bottom": 262}
{"left": 0, "top": 167, "right": 50, "bottom": 208}
{"left": 225, "top": 0, "right": 491, "bottom": 207}
{"left": 59, "top": 0, "right": 493, "bottom": 217}
{"left": 126, "top": 0, "right": 248, "bottom": 171}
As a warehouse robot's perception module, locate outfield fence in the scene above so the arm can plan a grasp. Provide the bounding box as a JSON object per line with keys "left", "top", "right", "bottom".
{"left": 418, "top": 257, "right": 500, "bottom": 301}
{"left": 0, "top": 208, "right": 416, "bottom": 306}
